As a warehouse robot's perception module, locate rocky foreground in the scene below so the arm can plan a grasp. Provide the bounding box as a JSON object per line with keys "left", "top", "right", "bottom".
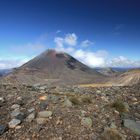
{"left": 0, "top": 83, "right": 140, "bottom": 140}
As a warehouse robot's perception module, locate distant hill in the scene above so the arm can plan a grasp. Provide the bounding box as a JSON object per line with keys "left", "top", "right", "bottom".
{"left": 96, "top": 67, "right": 119, "bottom": 76}
{"left": 0, "top": 69, "right": 12, "bottom": 77}
{"left": 2, "top": 49, "right": 108, "bottom": 85}
{"left": 112, "top": 68, "right": 140, "bottom": 86}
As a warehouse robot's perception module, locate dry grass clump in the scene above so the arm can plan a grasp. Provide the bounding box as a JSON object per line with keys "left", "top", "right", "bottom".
{"left": 69, "top": 96, "right": 80, "bottom": 105}
{"left": 69, "top": 96, "right": 92, "bottom": 105}
{"left": 79, "top": 83, "right": 112, "bottom": 87}
{"left": 81, "top": 96, "right": 92, "bottom": 104}
{"left": 111, "top": 100, "right": 127, "bottom": 113}
{"left": 68, "top": 95, "right": 93, "bottom": 106}
{"left": 100, "top": 128, "right": 125, "bottom": 140}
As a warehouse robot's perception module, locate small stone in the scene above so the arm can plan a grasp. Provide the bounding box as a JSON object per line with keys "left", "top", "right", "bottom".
{"left": 36, "top": 118, "right": 47, "bottom": 125}
{"left": 93, "top": 112, "right": 98, "bottom": 118}
{"left": 34, "top": 125, "right": 43, "bottom": 133}
{"left": 10, "top": 110, "right": 21, "bottom": 117}
{"left": 38, "top": 111, "right": 52, "bottom": 118}
{"left": 39, "top": 101, "right": 48, "bottom": 110}
{"left": 114, "top": 110, "right": 120, "bottom": 115}
{"left": 16, "top": 99, "right": 24, "bottom": 106}
{"left": 56, "top": 117, "right": 63, "bottom": 125}
{"left": 15, "top": 126, "right": 21, "bottom": 129}
{"left": 28, "top": 108, "right": 35, "bottom": 113}
{"left": 81, "top": 110, "right": 87, "bottom": 117}
{"left": 0, "top": 97, "right": 5, "bottom": 103}
{"left": 11, "top": 104, "right": 20, "bottom": 110}
{"left": 96, "top": 90, "right": 101, "bottom": 94}
{"left": 26, "top": 113, "right": 36, "bottom": 122}
{"left": 16, "top": 113, "right": 26, "bottom": 122}
{"left": 81, "top": 117, "right": 92, "bottom": 128}
{"left": 0, "top": 125, "right": 8, "bottom": 135}
{"left": 131, "top": 97, "right": 137, "bottom": 102}
{"left": 52, "top": 137, "right": 62, "bottom": 140}
{"left": 39, "top": 86, "right": 47, "bottom": 91}
{"left": 8, "top": 119, "right": 21, "bottom": 128}
{"left": 133, "top": 102, "right": 139, "bottom": 105}
{"left": 39, "top": 95, "right": 47, "bottom": 101}
{"left": 17, "top": 96, "right": 22, "bottom": 100}
{"left": 135, "top": 113, "right": 140, "bottom": 118}
{"left": 101, "top": 96, "right": 109, "bottom": 102}
{"left": 64, "top": 99, "right": 73, "bottom": 107}
{"left": 110, "top": 122, "right": 117, "bottom": 129}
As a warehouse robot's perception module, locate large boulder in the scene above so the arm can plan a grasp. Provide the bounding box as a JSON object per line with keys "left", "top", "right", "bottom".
{"left": 123, "top": 119, "right": 140, "bottom": 135}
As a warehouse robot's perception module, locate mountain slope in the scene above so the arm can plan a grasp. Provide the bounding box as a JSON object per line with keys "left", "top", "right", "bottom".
{"left": 112, "top": 69, "right": 140, "bottom": 86}
{"left": 2, "top": 49, "right": 107, "bottom": 85}
{"left": 96, "top": 67, "right": 119, "bottom": 76}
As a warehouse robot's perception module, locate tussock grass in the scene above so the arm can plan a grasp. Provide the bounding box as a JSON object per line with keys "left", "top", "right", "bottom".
{"left": 100, "top": 128, "right": 125, "bottom": 140}
{"left": 111, "top": 100, "right": 127, "bottom": 113}
{"left": 69, "top": 96, "right": 80, "bottom": 105}
{"left": 68, "top": 96, "right": 93, "bottom": 105}
{"left": 81, "top": 96, "right": 92, "bottom": 104}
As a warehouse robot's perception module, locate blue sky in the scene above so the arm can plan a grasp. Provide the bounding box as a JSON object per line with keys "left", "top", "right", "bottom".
{"left": 0, "top": 0, "right": 140, "bottom": 69}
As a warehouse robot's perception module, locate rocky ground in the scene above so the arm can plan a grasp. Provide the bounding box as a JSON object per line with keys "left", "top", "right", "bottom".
{"left": 0, "top": 83, "right": 140, "bottom": 140}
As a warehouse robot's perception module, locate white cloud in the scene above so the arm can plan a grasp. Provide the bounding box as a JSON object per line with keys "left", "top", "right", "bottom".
{"left": 65, "top": 33, "right": 77, "bottom": 46}
{"left": 73, "top": 49, "right": 107, "bottom": 67}
{"left": 54, "top": 37, "right": 64, "bottom": 48}
{"left": 54, "top": 33, "right": 77, "bottom": 49}
{"left": 81, "top": 40, "right": 94, "bottom": 47}
{"left": 54, "top": 33, "right": 140, "bottom": 68}
{"left": 107, "top": 56, "right": 140, "bottom": 68}
{"left": 54, "top": 33, "right": 108, "bottom": 67}
{"left": 55, "top": 46, "right": 107, "bottom": 67}
{"left": 0, "top": 58, "right": 30, "bottom": 69}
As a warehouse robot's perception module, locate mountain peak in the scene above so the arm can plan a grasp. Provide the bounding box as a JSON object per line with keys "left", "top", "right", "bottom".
{"left": 45, "top": 49, "right": 57, "bottom": 54}
{"left": 3, "top": 49, "right": 107, "bottom": 85}
{"left": 40, "top": 49, "right": 68, "bottom": 58}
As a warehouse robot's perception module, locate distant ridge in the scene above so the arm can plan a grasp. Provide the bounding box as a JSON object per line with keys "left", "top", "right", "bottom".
{"left": 0, "top": 69, "right": 12, "bottom": 77}
{"left": 112, "top": 68, "right": 140, "bottom": 86}
{"left": 96, "top": 67, "right": 119, "bottom": 76}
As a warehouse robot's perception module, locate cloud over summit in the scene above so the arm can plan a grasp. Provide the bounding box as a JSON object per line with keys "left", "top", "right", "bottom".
{"left": 0, "top": 32, "right": 140, "bottom": 69}
{"left": 54, "top": 33, "right": 140, "bottom": 68}
{"left": 54, "top": 33, "right": 108, "bottom": 67}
